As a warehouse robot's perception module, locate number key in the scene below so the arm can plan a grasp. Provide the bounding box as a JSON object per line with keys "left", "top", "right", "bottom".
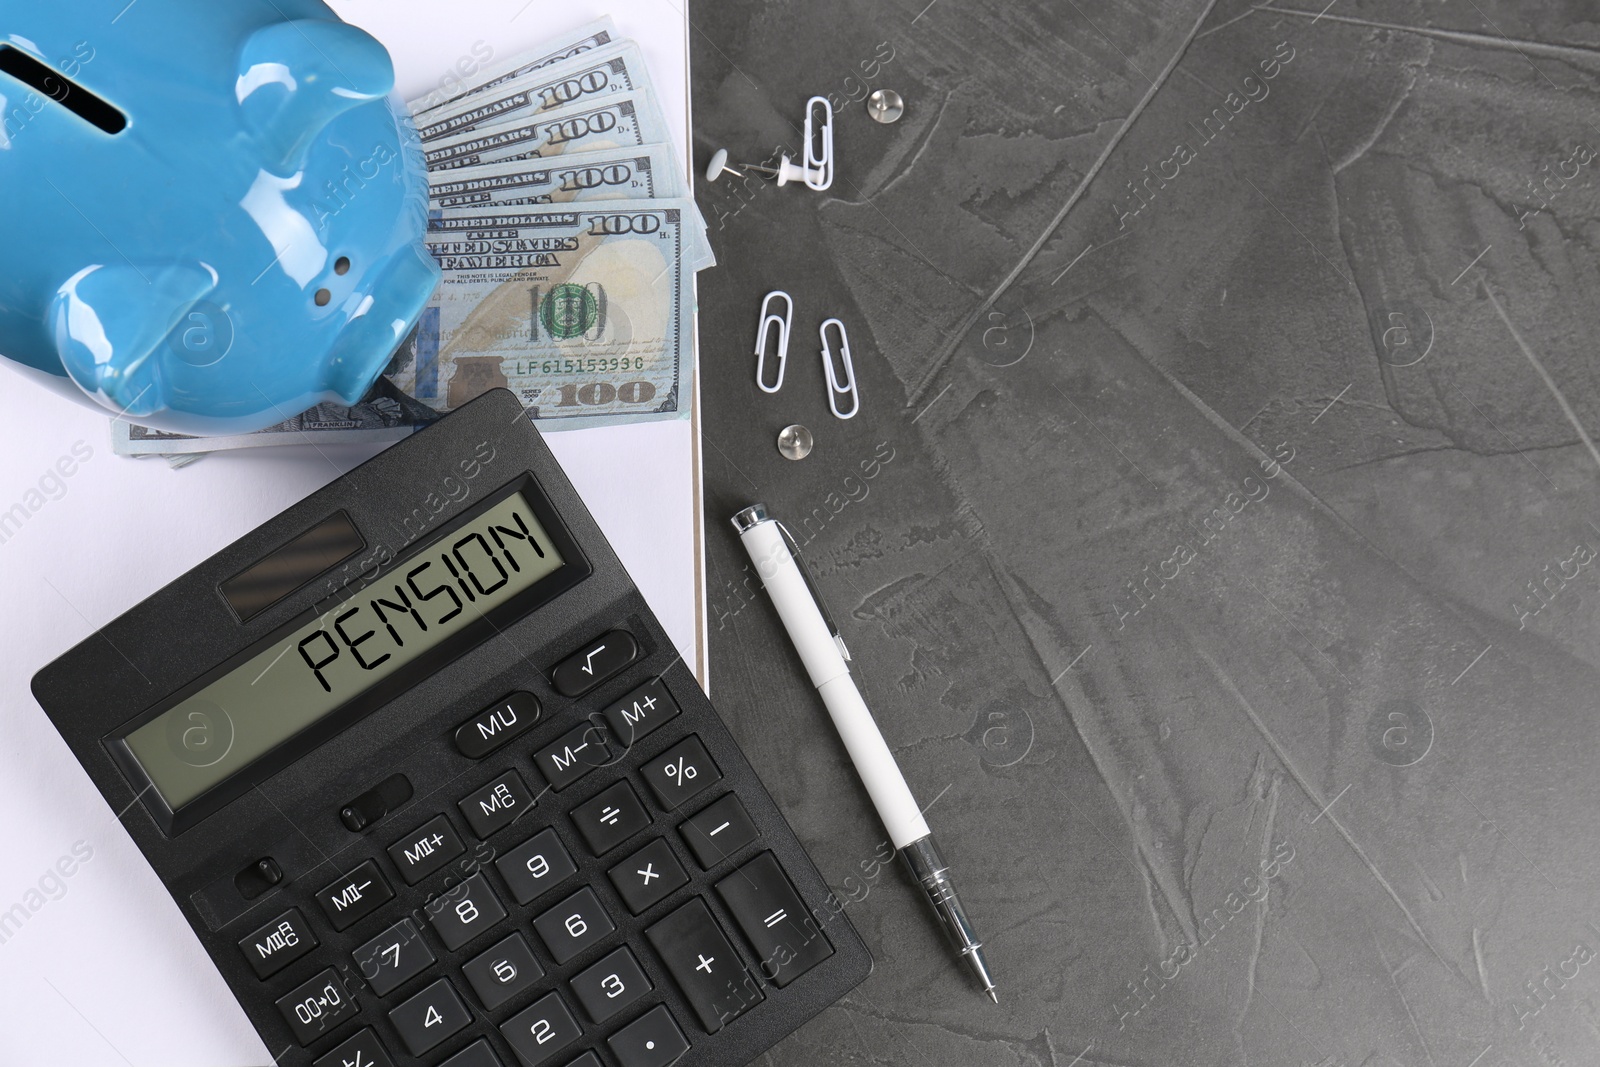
{"left": 388, "top": 977, "right": 472, "bottom": 1056}
{"left": 533, "top": 886, "right": 614, "bottom": 964}
{"left": 425, "top": 871, "right": 507, "bottom": 950}
{"left": 463, "top": 933, "right": 544, "bottom": 1010}
{"left": 495, "top": 827, "right": 578, "bottom": 905}
{"left": 500, "top": 991, "right": 582, "bottom": 1067}
{"left": 569, "top": 946, "right": 651, "bottom": 1023}
{"left": 352, "top": 918, "right": 435, "bottom": 996}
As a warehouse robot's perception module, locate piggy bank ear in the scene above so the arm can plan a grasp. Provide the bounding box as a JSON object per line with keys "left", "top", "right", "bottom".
{"left": 237, "top": 19, "right": 396, "bottom": 171}
{"left": 50, "top": 264, "right": 218, "bottom": 418}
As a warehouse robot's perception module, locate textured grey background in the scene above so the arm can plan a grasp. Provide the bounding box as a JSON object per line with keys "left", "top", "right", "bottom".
{"left": 692, "top": 2, "right": 1600, "bottom": 1065}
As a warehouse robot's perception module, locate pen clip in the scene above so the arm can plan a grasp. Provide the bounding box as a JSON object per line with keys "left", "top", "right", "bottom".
{"left": 775, "top": 520, "right": 851, "bottom": 661}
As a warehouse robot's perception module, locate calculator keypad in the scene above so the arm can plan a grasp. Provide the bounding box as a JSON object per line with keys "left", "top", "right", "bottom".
{"left": 463, "top": 933, "right": 544, "bottom": 1010}
{"left": 569, "top": 946, "right": 652, "bottom": 1023}
{"left": 238, "top": 908, "right": 317, "bottom": 979}
{"left": 277, "top": 969, "right": 357, "bottom": 1046}
{"left": 353, "top": 919, "right": 435, "bottom": 996}
{"left": 233, "top": 629, "right": 853, "bottom": 1065}
{"left": 458, "top": 770, "right": 535, "bottom": 839}
{"left": 425, "top": 872, "right": 508, "bottom": 951}
{"left": 569, "top": 780, "right": 651, "bottom": 855}
{"left": 533, "top": 887, "right": 615, "bottom": 963}
{"left": 312, "top": 1028, "right": 394, "bottom": 1067}
{"left": 439, "top": 1039, "right": 504, "bottom": 1067}
{"left": 642, "top": 736, "right": 721, "bottom": 810}
{"left": 550, "top": 630, "right": 638, "bottom": 696}
{"left": 389, "top": 977, "right": 472, "bottom": 1055}
{"left": 387, "top": 814, "right": 466, "bottom": 885}
{"left": 645, "top": 898, "right": 763, "bottom": 1033}
{"left": 500, "top": 991, "right": 582, "bottom": 1066}
{"left": 608, "top": 837, "right": 689, "bottom": 915}
{"left": 496, "top": 828, "right": 578, "bottom": 905}
{"left": 608, "top": 1005, "right": 690, "bottom": 1067}
{"left": 315, "top": 861, "right": 393, "bottom": 930}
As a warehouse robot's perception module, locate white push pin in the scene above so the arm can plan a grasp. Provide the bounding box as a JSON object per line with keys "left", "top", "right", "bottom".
{"left": 741, "top": 97, "right": 835, "bottom": 190}
{"left": 708, "top": 144, "right": 823, "bottom": 187}
{"left": 705, "top": 148, "right": 750, "bottom": 183}
{"left": 819, "top": 317, "right": 858, "bottom": 419}
{"left": 755, "top": 290, "right": 792, "bottom": 394}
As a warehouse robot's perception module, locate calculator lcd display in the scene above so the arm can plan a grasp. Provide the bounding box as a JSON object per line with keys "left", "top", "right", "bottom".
{"left": 122, "top": 491, "right": 565, "bottom": 810}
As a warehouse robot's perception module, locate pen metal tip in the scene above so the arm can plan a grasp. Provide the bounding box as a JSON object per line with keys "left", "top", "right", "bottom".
{"left": 987, "top": 988, "right": 999, "bottom": 1004}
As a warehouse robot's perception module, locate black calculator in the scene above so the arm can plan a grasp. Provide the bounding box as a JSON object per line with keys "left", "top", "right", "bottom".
{"left": 32, "top": 388, "right": 871, "bottom": 1067}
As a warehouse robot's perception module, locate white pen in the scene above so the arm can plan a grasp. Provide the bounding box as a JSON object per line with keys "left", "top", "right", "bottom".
{"left": 732, "top": 503, "right": 998, "bottom": 1003}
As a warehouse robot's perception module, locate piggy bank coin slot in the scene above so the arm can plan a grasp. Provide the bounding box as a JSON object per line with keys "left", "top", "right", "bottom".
{"left": 0, "top": 46, "right": 126, "bottom": 135}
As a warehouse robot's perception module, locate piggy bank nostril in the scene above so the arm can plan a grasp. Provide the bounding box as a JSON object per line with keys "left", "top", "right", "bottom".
{"left": 314, "top": 288, "right": 331, "bottom": 307}
{"left": 335, "top": 256, "right": 351, "bottom": 276}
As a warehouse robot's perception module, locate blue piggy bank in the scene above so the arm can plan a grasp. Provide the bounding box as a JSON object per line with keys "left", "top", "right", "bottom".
{"left": 0, "top": 0, "right": 441, "bottom": 434}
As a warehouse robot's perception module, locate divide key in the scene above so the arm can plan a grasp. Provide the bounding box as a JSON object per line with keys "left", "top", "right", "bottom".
{"left": 455, "top": 691, "right": 540, "bottom": 759}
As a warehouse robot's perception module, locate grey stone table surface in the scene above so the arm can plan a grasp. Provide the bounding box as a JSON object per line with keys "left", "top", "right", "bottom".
{"left": 689, "top": 1, "right": 1600, "bottom": 1065}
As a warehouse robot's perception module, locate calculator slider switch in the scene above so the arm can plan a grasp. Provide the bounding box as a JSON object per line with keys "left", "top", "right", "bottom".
{"left": 234, "top": 856, "right": 283, "bottom": 900}
{"left": 551, "top": 629, "right": 638, "bottom": 697}
{"left": 341, "top": 772, "right": 413, "bottom": 833}
{"left": 455, "top": 691, "right": 540, "bottom": 758}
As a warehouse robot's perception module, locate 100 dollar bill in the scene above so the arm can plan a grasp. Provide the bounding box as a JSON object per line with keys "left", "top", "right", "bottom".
{"left": 407, "top": 16, "right": 617, "bottom": 115}
{"left": 392, "top": 201, "right": 700, "bottom": 429}
{"left": 423, "top": 91, "right": 669, "bottom": 172}
{"left": 415, "top": 40, "right": 649, "bottom": 143}
{"left": 428, "top": 144, "right": 683, "bottom": 209}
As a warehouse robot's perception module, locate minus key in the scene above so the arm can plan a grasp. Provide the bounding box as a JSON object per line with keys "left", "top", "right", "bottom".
{"left": 679, "top": 794, "right": 759, "bottom": 868}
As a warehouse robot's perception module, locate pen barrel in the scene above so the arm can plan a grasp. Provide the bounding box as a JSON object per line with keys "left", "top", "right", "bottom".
{"left": 738, "top": 520, "right": 848, "bottom": 687}
{"left": 817, "top": 675, "right": 930, "bottom": 848}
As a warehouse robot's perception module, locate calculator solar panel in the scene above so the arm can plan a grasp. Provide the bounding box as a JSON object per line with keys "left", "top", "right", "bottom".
{"left": 32, "top": 388, "right": 871, "bottom": 1067}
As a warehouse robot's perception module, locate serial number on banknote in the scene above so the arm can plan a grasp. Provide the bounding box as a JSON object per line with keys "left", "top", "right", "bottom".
{"left": 510, "top": 356, "right": 650, "bottom": 375}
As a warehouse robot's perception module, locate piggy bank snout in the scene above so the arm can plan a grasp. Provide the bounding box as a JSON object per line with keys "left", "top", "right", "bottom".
{"left": 324, "top": 243, "right": 443, "bottom": 403}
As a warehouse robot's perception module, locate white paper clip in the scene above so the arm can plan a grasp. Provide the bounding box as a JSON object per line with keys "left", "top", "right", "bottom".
{"left": 755, "top": 290, "right": 792, "bottom": 394}
{"left": 802, "top": 95, "right": 834, "bottom": 190}
{"left": 820, "top": 318, "right": 858, "bottom": 419}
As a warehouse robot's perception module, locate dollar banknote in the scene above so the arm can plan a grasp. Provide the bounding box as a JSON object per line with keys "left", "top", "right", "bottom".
{"left": 406, "top": 16, "right": 618, "bottom": 115}
{"left": 415, "top": 41, "right": 649, "bottom": 144}
{"left": 386, "top": 201, "right": 701, "bottom": 430}
{"left": 428, "top": 144, "right": 683, "bottom": 209}
{"left": 430, "top": 147, "right": 712, "bottom": 272}
{"left": 112, "top": 380, "right": 439, "bottom": 457}
{"left": 423, "top": 91, "right": 670, "bottom": 172}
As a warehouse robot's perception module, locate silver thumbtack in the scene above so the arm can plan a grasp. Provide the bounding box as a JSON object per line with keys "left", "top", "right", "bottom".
{"left": 867, "top": 89, "right": 904, "bottom": 123}
{"left": 777, "top": 424, "right": 814, "bottom": 460}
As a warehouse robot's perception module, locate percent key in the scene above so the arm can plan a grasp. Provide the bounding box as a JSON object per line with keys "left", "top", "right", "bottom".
{"left": 644, "top": 736, "right": 721, "bottom": 809}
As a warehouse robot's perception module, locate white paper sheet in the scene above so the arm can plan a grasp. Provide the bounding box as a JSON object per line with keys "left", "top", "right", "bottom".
{"left": 0, "top": 3, "right": 699, "bottom": 1062}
